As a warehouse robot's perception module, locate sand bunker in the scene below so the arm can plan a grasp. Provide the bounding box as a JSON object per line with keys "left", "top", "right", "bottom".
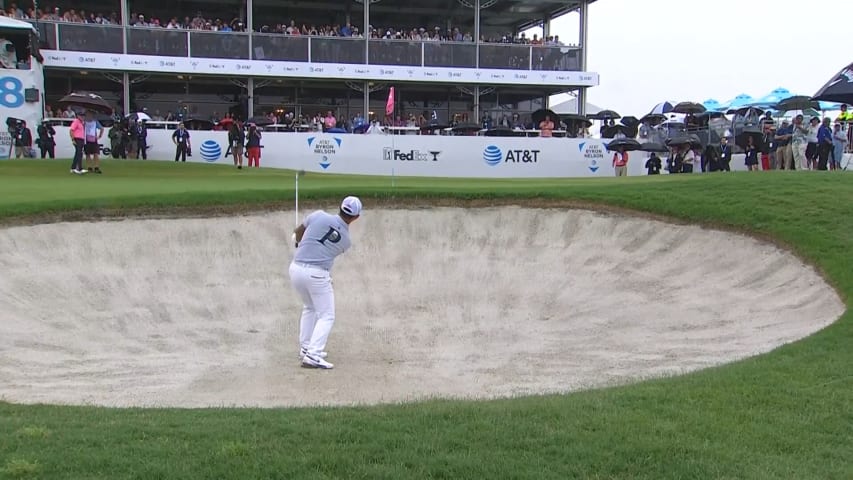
{"left": 0, "top": 207, "right": 844, "bottom": 408}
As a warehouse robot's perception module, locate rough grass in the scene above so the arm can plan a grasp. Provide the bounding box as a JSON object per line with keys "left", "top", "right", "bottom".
{"left": 0, "top": 159, "right": 851, "bottom": 479}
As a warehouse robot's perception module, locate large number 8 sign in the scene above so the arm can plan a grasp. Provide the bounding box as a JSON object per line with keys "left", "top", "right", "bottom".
{"left": 0, "top": 77, "right": 25, "bottom": 109}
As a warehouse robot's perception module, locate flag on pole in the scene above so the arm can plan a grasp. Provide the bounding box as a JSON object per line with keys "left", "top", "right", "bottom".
{"left": 385, "top": 86, "right": 395, "bottom": 117}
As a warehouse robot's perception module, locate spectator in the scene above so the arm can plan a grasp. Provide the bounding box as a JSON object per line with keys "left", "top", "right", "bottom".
{"left": 245, "top": 123, "right": 262, "bottom": 167}
{"left": 83, "top": 111, "right": 103, "bottom": 173}
{"left": 645, "top": 152, "right": 662, "bottom": 175}
{"left": 831, "top": 123, "right": 847, "bottom": 170}
{"left": 36, "top": 120, "right": 56, "bottom": 158}
{"left": 172, "top": 122, "right": 191, "bottom": 162}
{"left": 774, "top": 120, "right": 794, "bottom": 170}
{"left": 816, "top": 117, "right": 833, "bottom": 171}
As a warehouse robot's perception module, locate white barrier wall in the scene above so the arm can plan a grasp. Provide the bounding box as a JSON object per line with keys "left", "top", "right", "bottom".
{"left": 46, "top": 126, "right": 763, "bottom": 178}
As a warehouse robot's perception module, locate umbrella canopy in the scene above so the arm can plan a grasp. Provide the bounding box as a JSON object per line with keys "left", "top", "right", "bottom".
{"left": 727, "top": 106, "right": 765, "bottom": 117}
{"left": 640, "top": 113, "right": 668, "bottom": 125}
{"left": 588, "top": 109, "right": 620, "bottom": 120}
{"left": 735, "top": 128, "right": 766, "bottom": 150}
{"left": 183, "top": 118, "right": 214, "bottom": 130}
{"left": 672, "top": 101, "right": 706, "bottom": 114}
{"left": 665, "top": 134, "right": 702, "bottom": 149}
{"left": 126, "top": 111, "right": 151, "bottom": 122}
{"left": 775, "top": 95, "right": 820, "bottom": 112}
{"left": 55, "top": 92, "right": 114, "bottom": 114}
{"left": 638, "top": 142, "right": 669, "bottom": 153}
{"left": 648, "top": 101, "right": 674, "bottom": 115}
{"left": 702, "top": 98, "right": 722, "bottom": 111}
{"left": 602, "top": 124, "right": 634, "bottom": 138}
{"left": 450, "top": 123, "right": 482, "bottom": 133}
{"left": 720, "top": 93, "right": 754, "bottom": 111}
{"left": 620, "top": 116, "right": 640, "bottom": 128}
{"left": 748, "top": 87, "right": 793, "bottom": 107}
{"left": 811, "top": 62, "right": 853, "bottom": 104}
{"left": 605, "top": 138, "right": 642, "bottom": 152}
{"left": 247, "top": 116, "right": 274, "bottom": 126}
{"left": 484, "top": 127, "right": 523, "bottom": 137}
{"left": 560, "top": 114, "right": 592, "bottom": 128}
{"left": 531, "top": 108, "right": 558, "bottom": 125}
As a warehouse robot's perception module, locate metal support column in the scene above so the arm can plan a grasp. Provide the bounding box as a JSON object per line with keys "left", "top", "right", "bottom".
{"left": 121, "top": 0, "right": 129, "bottom": 53}
{"left": 247, "top": 77, "right": 254, "bottom": 119}
{"left": 543, "top": 17, "right": 550, "bottom": 38}
{"left": 473, "top": 86, "right": 480, "bottom": 124}
{"left": 364, "top": 82, "right": 370, "bottom": 123}
{"left": 364, "top": 0, "right": 370, "bottom": 64}
{"left": 474, "top": 0, "right": 480, "bottom": 67}
{"left": 122, "top": 72, "right": 130, "bottom": 115}
{"left": 577, "top": 0, "right": 589, "bottom": 115}
{"left": 246, "top": 0, "right": 253, "bottom": 58}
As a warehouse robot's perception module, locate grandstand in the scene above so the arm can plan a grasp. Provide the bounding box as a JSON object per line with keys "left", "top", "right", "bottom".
{"left": 25, "top": 0, "right": 598, "bottom": 128}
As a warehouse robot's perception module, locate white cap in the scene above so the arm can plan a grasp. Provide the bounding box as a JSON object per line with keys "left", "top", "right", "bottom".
{"left": 341, "top": 196, "right": 362, "bottom": 216}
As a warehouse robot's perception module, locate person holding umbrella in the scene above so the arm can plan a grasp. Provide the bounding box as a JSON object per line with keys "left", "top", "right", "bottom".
{"left": 83, "top": 110, "right": 104, "bottom": 174}
{"left": 612, "top": 147, "right": 629, "bottom": 176}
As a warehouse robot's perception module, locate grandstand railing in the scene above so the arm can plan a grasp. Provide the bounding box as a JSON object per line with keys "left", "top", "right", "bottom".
{"left": 29, "top": 21, "right": 582, "bottom": 72}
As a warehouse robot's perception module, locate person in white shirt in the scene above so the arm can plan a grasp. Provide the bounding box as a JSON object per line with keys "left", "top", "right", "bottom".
{"left": 289, "top": 196, "right": 362, "bottom": 369}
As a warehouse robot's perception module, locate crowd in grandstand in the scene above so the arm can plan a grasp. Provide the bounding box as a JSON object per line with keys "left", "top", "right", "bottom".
{"left": 8, "top": 4, "right": 569, "bottom": 46}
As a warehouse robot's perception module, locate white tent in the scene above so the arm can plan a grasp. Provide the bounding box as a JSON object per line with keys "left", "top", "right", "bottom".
{"left": 550, "top": 98, "right": 604, "bottom": 115}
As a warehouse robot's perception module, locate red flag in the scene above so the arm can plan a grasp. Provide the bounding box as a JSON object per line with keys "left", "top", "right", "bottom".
{"left": 385, "top": 86, "right": 395, "bottom": 117}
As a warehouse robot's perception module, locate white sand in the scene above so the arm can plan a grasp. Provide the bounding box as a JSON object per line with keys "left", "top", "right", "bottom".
{"left": 0, "top": 207, "right": 844, "bottom": 408}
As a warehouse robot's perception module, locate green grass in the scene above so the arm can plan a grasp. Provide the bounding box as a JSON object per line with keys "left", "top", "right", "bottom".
{"left": 1, "top": 159, "right": 852, "bottom": 479}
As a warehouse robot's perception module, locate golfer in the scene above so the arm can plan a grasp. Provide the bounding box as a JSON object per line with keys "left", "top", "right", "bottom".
{"left": 289, "top": 196, "right": 362, "bottom": 369}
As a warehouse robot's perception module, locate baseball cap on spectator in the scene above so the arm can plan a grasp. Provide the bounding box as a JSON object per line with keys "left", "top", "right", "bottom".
{"left": 341, "top": 196, "right": 362, "bottom": 216}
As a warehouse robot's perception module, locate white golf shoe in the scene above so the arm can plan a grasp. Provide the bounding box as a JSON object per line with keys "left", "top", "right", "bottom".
{"left": 301, "top": 354, "right": 334, "bottom": 369}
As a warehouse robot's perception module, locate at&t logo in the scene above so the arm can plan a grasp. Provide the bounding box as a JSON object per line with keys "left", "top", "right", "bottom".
{"left": 483, "top": 145, "right": 502, "bottom": 166}
{"left": 199, "top": 140, "right": 221, "bottom": 162}
{"left": 483, "top": 145, "right": 540, "bottom": 166}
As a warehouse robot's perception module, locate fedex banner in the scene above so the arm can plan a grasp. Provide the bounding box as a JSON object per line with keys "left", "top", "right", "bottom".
{"left": 40, "top": 50, "right": 600, "bottom": 88}
{"left": 49, "top": 127, "right": 752, "bottom": 178}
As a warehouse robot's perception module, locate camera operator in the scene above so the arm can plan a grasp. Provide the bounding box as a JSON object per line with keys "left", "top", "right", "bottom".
{"left": 36, "top": 120, "right": 56, "bottom": 158}
{"left": 245, "top": 122, "right": 262, "bottom": 168}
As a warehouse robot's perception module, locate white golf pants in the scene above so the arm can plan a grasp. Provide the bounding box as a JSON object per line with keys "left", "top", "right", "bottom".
{"left": 289, "top": 262, "right": 335, "bottom": 356}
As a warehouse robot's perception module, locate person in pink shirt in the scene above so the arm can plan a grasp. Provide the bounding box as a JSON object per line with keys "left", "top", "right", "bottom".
{"left": 323, "top": 111, "right": 336, "bottom": 131}
{"left": 68, "top": 111, "right": 86, "bottom": 174}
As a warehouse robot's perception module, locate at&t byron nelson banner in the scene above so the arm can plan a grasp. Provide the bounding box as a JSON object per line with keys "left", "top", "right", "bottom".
{"left": 50, "top": 127, "right": 663, "bottom": 178}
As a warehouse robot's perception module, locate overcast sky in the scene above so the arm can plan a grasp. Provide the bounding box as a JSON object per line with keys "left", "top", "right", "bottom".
{"left": 524, "top": 0, "right": 853, "bottom": 116}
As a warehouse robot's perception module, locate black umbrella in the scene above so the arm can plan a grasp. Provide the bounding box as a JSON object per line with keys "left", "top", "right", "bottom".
{"left": 638, "top": 142, "right": 669, "bottom": 153}
{"left": 606, "top": 138, "right": 642, "bottom": 152}
{"left": 726, "top": 106, "right": 764, "bottom": 117}
{"left": 776, "top": 95, "right": 821, "bottom": 112}
{"left": 183, "top": 118, "right": 214, "bottom": 130}
{"left": 531, "top": 108, "right": 558, "bottom": 125}
{"left": 602, "top": 124, "right": 633, "bottom": 138}
{"left": 620, "top": 116, "right": 640, "bottom": 128}
{"left": 450, "top": 122, "right": 482, "bottom": 132}
{"left": 588, "top": 109, "right": 621, "bottom": 120}
{"left": 666, "top": 134, "right": 702, "bottom": 149}
{"left": 484, "top": 127, "right": 523, "bottom": 137}
{"left": 672, "top": 101, "right": 706, "bottom": 114}
{"left": 55, "top": 92, "right": 114, "bottom": 114}
{"left": 735, "top": 128, "right": 766, "bottom": 151}
{"left": 560, "top": 114, "right": 592, "bottom": 128}
{"left": 247, "top": 116, "right": 275, "bottom": 126}
{"left": 811, "top": 62, "right": 853, "bottom": 104}
{"left": 640, "top": 113, "right": 668, "bottom": 125}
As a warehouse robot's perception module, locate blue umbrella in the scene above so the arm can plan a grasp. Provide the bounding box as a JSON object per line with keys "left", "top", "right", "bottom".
{"left": 723, "top": 93, "right": 754, "bottom": 110}
{"left": 748, "top": 87, "right": 793, "bottom": 108}
{"left": 702, "top": 98, "right": 722, "bottom": 111}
